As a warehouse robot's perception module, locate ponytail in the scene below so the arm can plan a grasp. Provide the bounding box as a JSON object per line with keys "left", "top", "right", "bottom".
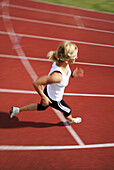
{"left": 47, "top": 51, "right": 58, "bottom": 62}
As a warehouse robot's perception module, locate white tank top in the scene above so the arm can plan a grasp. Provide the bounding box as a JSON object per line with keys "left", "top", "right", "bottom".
{"left": 47, "top": 62, "right": 71, "bottom": 101}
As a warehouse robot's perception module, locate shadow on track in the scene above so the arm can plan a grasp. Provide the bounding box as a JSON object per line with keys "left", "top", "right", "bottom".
{"left": 0, "top": 112, "right": 69, "bottom": 129}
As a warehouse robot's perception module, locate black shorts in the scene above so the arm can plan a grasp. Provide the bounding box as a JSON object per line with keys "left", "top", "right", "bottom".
{"left": 37, "top": 86, "right": 71, "bottom": 117}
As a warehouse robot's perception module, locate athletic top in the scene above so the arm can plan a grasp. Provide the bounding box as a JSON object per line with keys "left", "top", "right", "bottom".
{"left": 47, "top": 62, "right": 71, "bottom": 101}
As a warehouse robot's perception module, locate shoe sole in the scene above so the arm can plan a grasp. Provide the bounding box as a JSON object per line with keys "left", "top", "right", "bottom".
{"left": 9, "top": 107, "right": 13, "bottom": 118}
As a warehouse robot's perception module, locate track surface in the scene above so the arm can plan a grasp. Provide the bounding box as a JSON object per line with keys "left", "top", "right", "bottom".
{"left": 0, "top": 0, "right": 114, "bottom": 169}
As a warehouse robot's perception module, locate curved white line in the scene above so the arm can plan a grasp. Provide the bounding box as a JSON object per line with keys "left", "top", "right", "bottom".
{"left": 1, "top": 0, "right": 38, "bottom": 81}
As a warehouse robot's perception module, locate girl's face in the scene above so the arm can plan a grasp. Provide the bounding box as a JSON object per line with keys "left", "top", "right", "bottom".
{"left": 68, "top": 55, "right": 78, "bottom": 64}
{"left": 68, "top": 58, "right": 76, "bottom": 64}
{"left": 64, "top": 55, "right": 78, "bottom": 64}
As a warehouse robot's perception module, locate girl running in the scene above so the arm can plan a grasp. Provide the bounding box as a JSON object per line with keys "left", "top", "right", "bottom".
{"left": 10, "top": 41, "right": 84, "bottom": 123}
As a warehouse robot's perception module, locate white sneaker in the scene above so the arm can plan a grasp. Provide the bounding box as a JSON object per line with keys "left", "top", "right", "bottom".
{"left": 9, "top": 107, "right": 20, "bottom": 118}
{"left": 68, "top": 117, "right": 82, "bottom": 124}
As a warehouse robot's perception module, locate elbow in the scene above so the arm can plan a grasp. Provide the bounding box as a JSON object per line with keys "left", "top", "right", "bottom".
{"left": 32, "top": 80, "right": 35, "bottom": 86}
{"left": 33, "top": 80, "right": 40, "bottom": 89}
{"left": 33, "top": 80, "right": 37, "bottom": 87}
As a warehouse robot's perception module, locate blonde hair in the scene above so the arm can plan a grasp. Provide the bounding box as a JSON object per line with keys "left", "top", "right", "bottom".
{"left": 47, "top": 41, "right": 78, "bottom": 62}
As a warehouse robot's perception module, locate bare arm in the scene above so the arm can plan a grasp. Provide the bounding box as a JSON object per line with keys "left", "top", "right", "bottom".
{"left": 33, "top": 72, "right": 62, "bottom": 106}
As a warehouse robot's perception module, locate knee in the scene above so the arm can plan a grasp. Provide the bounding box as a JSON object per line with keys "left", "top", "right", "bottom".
{"left": 64, "top": 110, "right": 71, "bottom": 118}
{"left": 37, "top": 104, "right": 48, "bottom": 111}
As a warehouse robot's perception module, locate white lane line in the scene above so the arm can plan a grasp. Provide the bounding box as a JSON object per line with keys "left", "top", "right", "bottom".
{"left": 0, "top": 54, "right": 50, "bottom": 62}
{"left": 0, "top": 31, "right": 114, "bottom": 48}
{"left": 52, "top": 108, "right": 84, "bottom": 145}
{"left": 0, "top": 89, "right": 114, "bottom": 98}
{"left": 1, "top": 15, "right": 114, "bottom": 35}
{"left": 2, "top": 0, "right": 84, "bottom": 146}
{"left": 76, "top": 61, "right": 114, "bottom": 68}
{"left": 1, "top": 14, "right": 113, "bottom": 34}
{"left": 0, "top": 88, "right": 37, "bottom": 94}
{"left": 4, "top": 3, "right": 114, "bottom": 24}
{"left": 0, "top": 143, "right": 114, "bottom": 150}
{"left": 64, "top": 93, "right": 114, "bottom": 98}
{"left": 0, "top": 54, "right": 114, "bottom": 68}
{"left": 29, "top": 0, "right": 114, "bottom": 16}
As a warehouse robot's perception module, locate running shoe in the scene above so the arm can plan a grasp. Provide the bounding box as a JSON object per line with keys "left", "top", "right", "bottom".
{"left": 9, "top": 107, "right": 19, "bottom": 118}
{"left": 68, "top": 117, "right": 82, "bottom": 124}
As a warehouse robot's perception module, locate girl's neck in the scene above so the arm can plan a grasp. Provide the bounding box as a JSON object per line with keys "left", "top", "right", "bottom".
{"left": 56, "top": 61, "right": 69, "bottom": 75}
{"left": 56, "top": 61, "right": 67, "bottom": 68}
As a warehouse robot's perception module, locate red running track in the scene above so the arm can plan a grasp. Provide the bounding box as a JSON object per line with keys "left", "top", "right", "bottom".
{"left": 0, "top": 0, "right": 114, "bottom": 169}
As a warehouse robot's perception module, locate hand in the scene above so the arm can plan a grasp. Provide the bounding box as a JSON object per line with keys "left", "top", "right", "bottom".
{"left": 42, "top": 96, "right": 52, "bottom": 107}
{"left": 72, "top": 67, "right": 84, "bottom": 78}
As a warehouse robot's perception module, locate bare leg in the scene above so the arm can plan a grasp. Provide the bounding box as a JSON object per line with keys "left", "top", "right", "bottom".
{"left": 66, "top": 114, "right": 74, "bottom": 121}
{"left": 9, "top": 103, "right": 38, "bottom": 118}
{"left": 20, "top": 103, "right": 38, "bottom": 112}
{"left": 66, "top": 114, "right": 82, "bottom": 123}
